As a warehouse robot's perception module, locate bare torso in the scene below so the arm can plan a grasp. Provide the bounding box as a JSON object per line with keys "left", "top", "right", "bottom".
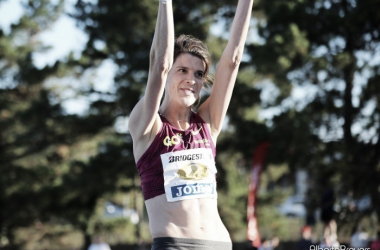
{"left": 145, "top": 194, "right": 231, "bottom": 241}
{"left": 132, "top": 114, "right": 231, "bottom": 242}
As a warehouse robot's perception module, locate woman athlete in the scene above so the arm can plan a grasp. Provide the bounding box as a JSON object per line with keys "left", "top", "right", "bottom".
{"left": 129, "top": 0, "right": 253, "bottom": 249}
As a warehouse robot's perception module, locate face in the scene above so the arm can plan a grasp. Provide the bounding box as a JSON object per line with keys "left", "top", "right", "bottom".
{"left": 165, "top": 53, "right": 205, "bottom": 107}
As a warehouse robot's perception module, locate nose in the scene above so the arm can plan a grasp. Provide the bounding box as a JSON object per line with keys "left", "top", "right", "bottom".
{"left": 186, "top": 78, "right": 196, "bottom": 85}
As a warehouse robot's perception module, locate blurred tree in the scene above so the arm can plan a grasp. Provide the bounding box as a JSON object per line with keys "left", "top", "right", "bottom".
{"left": 234, "top": 0, "right": 380, "bottom": 229}
{"left": 0, "top": 1, "right": 66, "bottom": 248}
{"left": 0, "top": 0, "right": 136, "bottom": 249}
{"left": 7, "top": 0, "right": 379, "bottom": 247}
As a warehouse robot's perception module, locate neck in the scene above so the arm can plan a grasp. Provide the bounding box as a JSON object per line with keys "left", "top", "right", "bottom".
{"left": 159, "top": 106, "right": 192, "bottom": 130}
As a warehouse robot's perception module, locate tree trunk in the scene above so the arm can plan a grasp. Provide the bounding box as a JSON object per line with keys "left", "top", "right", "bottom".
{"left": 82, "top": 229, "right": 92, "bottom": 250}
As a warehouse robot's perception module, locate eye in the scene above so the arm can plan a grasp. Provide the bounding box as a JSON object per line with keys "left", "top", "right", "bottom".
{"left": 195, "top": 72, "right": 204, "bottom": 79}
{"left": 178, "top": 68, "right": 187, "bottom": 73}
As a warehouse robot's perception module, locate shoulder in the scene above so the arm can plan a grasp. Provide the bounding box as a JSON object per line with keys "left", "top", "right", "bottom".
{"left": 131, "top": 112, "right": 165, "bottom": 163}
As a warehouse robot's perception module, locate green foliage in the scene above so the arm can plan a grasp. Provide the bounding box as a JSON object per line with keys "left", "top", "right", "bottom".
{"left": 256, "top": 194, "right": 302, "bottom": 241}
{"left": 0, "top": 0, "right": 137, "bottom": 248}
{"left": 2, "top": 0, "right": 380, "bottom": 248}
{"left": 240, "top": 0, "right": 380, "bottom": 231}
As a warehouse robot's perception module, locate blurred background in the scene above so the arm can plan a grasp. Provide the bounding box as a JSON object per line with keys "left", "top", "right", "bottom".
{"left": 0, "top": 0, "right": 379, "bottom": 249}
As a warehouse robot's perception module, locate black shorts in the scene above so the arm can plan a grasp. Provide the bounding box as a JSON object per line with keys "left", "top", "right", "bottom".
{"left": 151, "top": 237, "right": 233, "bottom": 250}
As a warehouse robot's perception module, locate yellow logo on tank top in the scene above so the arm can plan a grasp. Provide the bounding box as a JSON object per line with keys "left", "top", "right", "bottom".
{"left": 162, "top": 132, "right": 210, "bottom": 146}
{"left": 177, "top": 163, "right": 209, "bottom": 180}
{"left": 163, "top": 135, "right": 181, "bottom": 146}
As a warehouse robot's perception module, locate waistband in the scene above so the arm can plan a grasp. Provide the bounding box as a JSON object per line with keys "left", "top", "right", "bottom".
{"left": 151, "top": 237, "right": 232, "bottom": 250}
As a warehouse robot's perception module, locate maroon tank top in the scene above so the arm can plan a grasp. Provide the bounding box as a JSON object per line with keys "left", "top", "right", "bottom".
{"left": 136, "top": 111, "right": 216, "bottom": 200}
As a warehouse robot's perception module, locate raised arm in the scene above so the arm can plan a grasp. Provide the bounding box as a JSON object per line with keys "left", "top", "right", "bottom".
{"left": 129, "top": 1, "right": 174, "bottom": 146}
{"left": 198, "top": 0, "right": 253, "bottom": 141}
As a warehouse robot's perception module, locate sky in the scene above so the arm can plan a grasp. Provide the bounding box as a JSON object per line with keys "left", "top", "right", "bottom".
{"left": 0, "top": 0, "right": 121, "bottom": 117}
{"left": 0, "top": 0, "right": 86, "bottom": 68}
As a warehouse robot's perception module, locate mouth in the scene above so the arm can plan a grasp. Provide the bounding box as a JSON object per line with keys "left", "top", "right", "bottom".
{"left": 180, "top": 87, "right": 195, "bottom": 94}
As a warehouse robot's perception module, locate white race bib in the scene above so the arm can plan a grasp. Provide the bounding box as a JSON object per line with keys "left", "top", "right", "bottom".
{"left": 160, "top": 148, "right": 217, "bottom": 202}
